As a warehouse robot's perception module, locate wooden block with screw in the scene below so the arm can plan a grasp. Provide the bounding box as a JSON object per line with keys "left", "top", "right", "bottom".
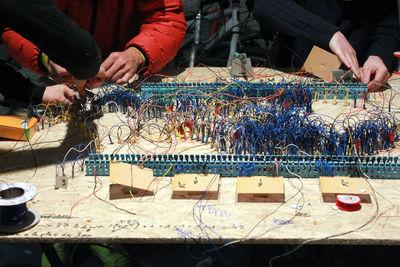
{"left": 109, "top": 161, "right": 156, "bottom": 200}
{"left": 319, "top": 176, "right": 371, "bottom": 203}
{"left": 236, "top": 176, "right": 284, "bottom": 203}
{"left": 171, "top": 173, "right": 220, "bottom": 200}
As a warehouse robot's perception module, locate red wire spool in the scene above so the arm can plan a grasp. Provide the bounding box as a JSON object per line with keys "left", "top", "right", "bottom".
{"left": 336, "top": 194, "right": 361, "bottom": 212}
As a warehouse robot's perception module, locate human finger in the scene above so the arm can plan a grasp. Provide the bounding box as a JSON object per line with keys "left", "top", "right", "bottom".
{"left": 111, "top": 68, "right": 130, "bottom": 83}
{"left": 116, "top": 71, "right": 135, "bottom": 84}
{"left": 371, "top": 68, "right": 390, "bottom": 91}
{"left": 101, "top": 55, "right": 114, "bottom": 72}
{"left": 105, "top": 61, "right": 123, "bottom": 80}
{"left": 74, "top": 79, "right": 86, "bottom": 92}
{"left": 64, "top": 87, "right": 76, "bottom": 101}
{"left": 86, "top": 77, "right": 105, "bottom": 89}
{"left": 86, "top": 66, "right": 106, "bottom": 89}
{"left": 338, "top": 52, "right": 351, "bottom": 69}
{"left": 73, "top": 80, "right": 87, "bottom": 99}
{"left": 349, "top": 58, "right": 361, "bottom": 81}
{"left": 362, "top": 66, "right": 372, "bottom": 84}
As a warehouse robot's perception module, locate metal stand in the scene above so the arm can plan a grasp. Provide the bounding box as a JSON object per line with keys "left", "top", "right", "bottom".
{"left": 228, "top": 52, "right": 252, "bottom": 77}
{"left": 189, "top": 0, "right": 205, "bottom": 67}
{"left": 227, "top": 0, "right": 252, "bottom": 77}
{"left": 189, "top": 0, "right": 249, "bottom": 74}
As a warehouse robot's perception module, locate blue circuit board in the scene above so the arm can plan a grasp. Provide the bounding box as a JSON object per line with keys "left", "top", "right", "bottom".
{"left": 85, "top": 153, "right": 399, "bottom": 179}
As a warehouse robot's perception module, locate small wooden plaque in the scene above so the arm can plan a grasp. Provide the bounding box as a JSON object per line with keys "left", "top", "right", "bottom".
{"left": 303, "top": 46, "right": 341, "bottom": 82}
{"left": 171, "top": 173, "right": 220, "bottom": 200}
{"left": 109, "top": 161, "right": 155, "bottom": 200}
{"left": 319, "top": 176, "right": 371, "bottom": 203}
{"left": 55, "top": 176, "right": 68, "bottom": 190}
{"left": 236, "top": 176, "right": 284, "bottom": 203}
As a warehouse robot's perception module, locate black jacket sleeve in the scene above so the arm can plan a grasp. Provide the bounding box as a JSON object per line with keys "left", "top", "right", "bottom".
{"left": 252, "top": 0, "right": 340, "bottom": 51}
{"left": 0, "top": 0, "right": 102, "bottom": 80}
{"left": 0, "top": 61, "right": 45, "bottom": 105}
{"left": 366, "top": 1, "right": 400, "bottom": 71}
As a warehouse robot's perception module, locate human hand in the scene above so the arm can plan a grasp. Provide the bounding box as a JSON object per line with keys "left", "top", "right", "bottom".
{"left": 48, "top": 59, "right": 72, "bottom": 81}
{"left": 101, "top": 47, "right": 144, "bottom": 84}
{"left": 48, "top": 60, "right": 105, "bottom": 98}
{"left": 41, "top": 84, "right": 76, "bottom": 105}
{"left": 86, "top": 66, "right": 106, "bottom": 89}
{"left": 47, "top": 60, "right": 87, "bottom": 97}
{"left": 329, "top": 31, "right": 361, "bottom": 80}
{"left": 362, "top": 56, "right": 391, "bottom": 91}
{"left": 76, "top": 66, "right": 106, "bottom": 100}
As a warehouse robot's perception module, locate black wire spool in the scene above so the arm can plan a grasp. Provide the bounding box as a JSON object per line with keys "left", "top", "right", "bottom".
{"left": 0, "top": 182, "right": 40, "bottom": 233}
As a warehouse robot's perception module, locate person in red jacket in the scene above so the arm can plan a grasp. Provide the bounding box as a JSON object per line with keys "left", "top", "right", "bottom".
{"left": 2, "top": 0, "right": 187, "bottom": 87}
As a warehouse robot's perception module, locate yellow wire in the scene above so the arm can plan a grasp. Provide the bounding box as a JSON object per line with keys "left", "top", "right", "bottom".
{"left": 129, "top": 189, "right": 136, "bottom": 199}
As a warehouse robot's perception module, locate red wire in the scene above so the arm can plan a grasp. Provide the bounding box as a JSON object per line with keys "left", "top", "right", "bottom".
{"left": 67, "top": 166, "right": 103, "bottom": 221}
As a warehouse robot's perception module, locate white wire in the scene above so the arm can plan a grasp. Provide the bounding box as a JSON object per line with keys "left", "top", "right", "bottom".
{"left": 201, "top": 165, "right": 305, "bottom": 255}
{"left": 268, "top": 145, "right": 395, "bottom": 266}
{"left": 61, "top": 139, "right": 95, "bottom": 168}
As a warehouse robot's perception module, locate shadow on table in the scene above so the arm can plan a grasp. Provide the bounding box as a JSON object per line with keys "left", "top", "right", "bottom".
{"left": 0, "top": 119, "right": 97, "bottom": 177}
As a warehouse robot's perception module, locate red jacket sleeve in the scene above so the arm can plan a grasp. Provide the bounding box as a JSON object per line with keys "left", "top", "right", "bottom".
{"left": 125, "top": 0, "right": 187, "bottom": 74}
{"left": 1, "top": 28, "right": 44, "bottom": 74}
{"left": 1, "top": 0, "right": 70, "bottom": 75}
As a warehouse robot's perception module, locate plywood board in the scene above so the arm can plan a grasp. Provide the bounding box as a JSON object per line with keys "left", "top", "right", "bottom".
{"left": 237, "top": 176, "right": 284, "bottom": 202}
{"left": 319, "top": 176, "right": 371, "bottom": 203}
{"left": 0, "top": 68, "right": 399, "bottom": 245}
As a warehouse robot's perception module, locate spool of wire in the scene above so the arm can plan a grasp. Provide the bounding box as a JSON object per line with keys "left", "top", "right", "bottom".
{"left": 336, "top": 194, "right": 361, "bottom": 212}
{"left": 0, "top": 182, "right": 40, "bottom": 233}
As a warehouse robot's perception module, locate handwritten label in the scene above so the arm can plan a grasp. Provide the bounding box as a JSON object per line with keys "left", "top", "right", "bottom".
{"left": 272, "top": 218, "right": 293, "bottom": 225}
{"left": 175, "top": 227, "right": 203, "bottom": 242}
{"left": 196, "top": 205, "right": 231, "bottom": 218}
{"left": 110, "top": 219, "right": 140, "bottom": 232}
{"left": 41, "top": 214, "right": 73, "bottom": 219}
{"left": 11, "top": 214, "right": 246, "bottom": 240}
{"left": 295, "top": 212, "right": 311, "bottom": 217}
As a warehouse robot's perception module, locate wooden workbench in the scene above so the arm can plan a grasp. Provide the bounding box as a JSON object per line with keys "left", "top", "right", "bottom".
{"left": 0, "top": 68, "right": 400, "bottom": 245}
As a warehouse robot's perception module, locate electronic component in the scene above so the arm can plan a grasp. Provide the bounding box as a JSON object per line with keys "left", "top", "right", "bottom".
{"left": 85, "top": 154, "right": 400, "bottom": 179}
{"left": 0, "top": 116, "right": 37, "bottom": 141}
